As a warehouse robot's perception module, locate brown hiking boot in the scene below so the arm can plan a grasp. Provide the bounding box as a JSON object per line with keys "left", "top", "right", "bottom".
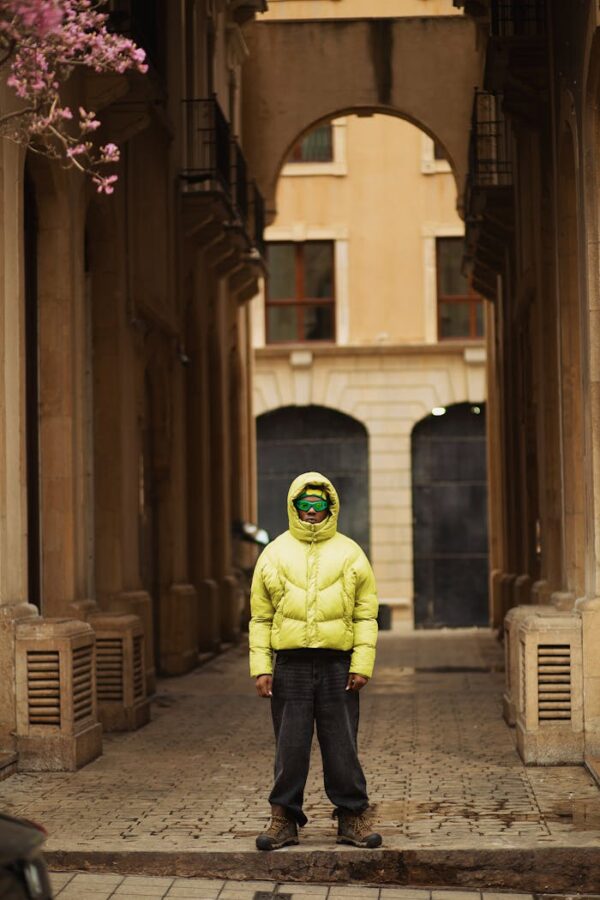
{"left": 335, "top": 805, "right": 382, "bottom": 848}
{"left": 256, "top": 813, "right": 299, "bottom": 851}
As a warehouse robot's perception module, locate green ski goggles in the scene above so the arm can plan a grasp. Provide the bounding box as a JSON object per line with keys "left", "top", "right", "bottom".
{"left": 294, "top": 498, "right": 329, "bottom": 512}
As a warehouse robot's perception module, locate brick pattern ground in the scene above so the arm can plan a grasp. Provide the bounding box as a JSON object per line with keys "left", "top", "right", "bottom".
{"left": 2, "top": 630, "right": 600, "bottom": 854}
{"left": 49, "top": 872, "right": 600, "bottom": 900}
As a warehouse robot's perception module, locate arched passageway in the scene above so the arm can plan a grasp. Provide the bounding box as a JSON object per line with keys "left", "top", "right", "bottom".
{"left": 411, "top": 402, "right": 488, "bottom": 627}
{"left": 242, "top": 16, "right": 483, "bottom": 216}
{"left": 256, "top": 405, "right": 370, "bottom": 553}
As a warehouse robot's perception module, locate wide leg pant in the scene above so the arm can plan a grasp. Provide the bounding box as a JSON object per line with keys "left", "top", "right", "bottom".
{"left": 268, "top": 649, "right": 369, "bottom": 826}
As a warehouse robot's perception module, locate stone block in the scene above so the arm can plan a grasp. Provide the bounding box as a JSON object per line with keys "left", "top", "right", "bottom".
{"left": 502, "top": 604, "right": 570, "bottom": 727}
{"left": 15, "top": 617, "right": 102, "bottom": 771}
{"left": 160, "top": 584, "right": 199, "bottom": 676}
{"left": 89, "top": 613, "right": 150, "bottom": 732}
{"left": 516, "top": 612, "right": 584, "bottom": 764}
{"left": 578, "top": 598, "right": 600, "bottom": 756}
{"left": 107, "top": 591, "right": 156, "bottom": 694}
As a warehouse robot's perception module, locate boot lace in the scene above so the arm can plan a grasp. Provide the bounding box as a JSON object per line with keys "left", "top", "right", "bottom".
{"left": 264, "top": 814, "right": 292, "bottom": 837}
{"left": 335, "top": 805, "right": 378, "bottom": 839}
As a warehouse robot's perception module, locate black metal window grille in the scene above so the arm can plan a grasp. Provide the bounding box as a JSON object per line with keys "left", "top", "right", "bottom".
{"left": 182, "top": 97, "right": 232, "bottom": 192}
{"left": 469, "top": 91, "right": 512, "bottom": 189}
{"left": 490, "top": 0, "right": 546, "bottom": 38}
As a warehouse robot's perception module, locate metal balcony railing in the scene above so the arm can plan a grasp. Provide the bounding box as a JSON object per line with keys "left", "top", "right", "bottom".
{"left": 232, "top": 141, "right": 249, "bottom": 228}
{"left": 490, "top": 0, "right": 546, "bottom": 38}
{"left": 250, "top": 183, "right": 266, "bottom": 257}
{"left": 182, "top": 97, "right": 232, "bottom": 193}
{"left": 468, "top": 90, "right": 512, "bottom": 191}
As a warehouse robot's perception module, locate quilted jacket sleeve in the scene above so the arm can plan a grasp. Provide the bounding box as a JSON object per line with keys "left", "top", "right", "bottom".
{"left": 249, "top": 555, "right": 275, "bottom": 677}
{"left": 350, "top": 551, "right": 379, "bottom": 678}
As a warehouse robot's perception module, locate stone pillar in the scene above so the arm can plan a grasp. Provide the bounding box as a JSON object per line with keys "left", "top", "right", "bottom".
{"left": 32, "top": 168, "right": 92, "bottom": 619}
{"left": 188, "top": 254, "right": 221, "bottom": 651}
{"left": 513, "top": 573, "right": 532, "bottom": 606}
{"left": 0, "top": 145, "right": 46, "bottom": 770}
{"left": 578, "top": 597, "right": 600, "bottom": 759}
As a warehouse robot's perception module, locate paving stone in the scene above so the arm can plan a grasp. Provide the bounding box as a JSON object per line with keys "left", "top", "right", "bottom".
{"left": 328, "top": 888, "right": 380, "bottom": 898}
{"left": 277, "top": 887, "right": 329, "bottom": 896}
{"left": 379, "top": 892, "right": 431, "bottom": 899}
{"left": 430, "top": 893, "right": 480, "bottom": 900}
{"left": 6, "top": 631, "right": 600, "bottom": 866}
{"left": 482, "top": 895, "right": 534, "bottom": 900}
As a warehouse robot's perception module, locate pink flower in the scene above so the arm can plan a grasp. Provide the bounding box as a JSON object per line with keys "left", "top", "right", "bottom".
{"left": 94, "top": 174, "right": 118, "bottom": 195}
{"left": 0, "top": 0, "right": 147, "bottom": 193}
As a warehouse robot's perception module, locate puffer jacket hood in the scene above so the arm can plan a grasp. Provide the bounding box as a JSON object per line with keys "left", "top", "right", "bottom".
{"left": 249, "top": 471, "right": 379, "bottom": 679}
{"left": 287, "top": 471, "right": 339, "bottom": 543}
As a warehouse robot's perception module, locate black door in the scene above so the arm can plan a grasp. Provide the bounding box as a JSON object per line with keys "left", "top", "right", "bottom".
{"left": 412, "top": 403, "right": 488, "bottom": 627}
{"left": 257, "top": 405, "right": 369, "bottom": 554}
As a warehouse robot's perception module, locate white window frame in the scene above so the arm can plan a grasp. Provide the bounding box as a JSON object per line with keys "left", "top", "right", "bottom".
{"left": 261, "top": 224, "right": 350, "bottom": 345}
{"left": 421, "top": 133, "right": 452, "bottom": 176}
{"left": 281, "top": 119, "right": 348, "bottom": 178}
{"left": 421, "top": 222, "right": 465, "bottom": 344}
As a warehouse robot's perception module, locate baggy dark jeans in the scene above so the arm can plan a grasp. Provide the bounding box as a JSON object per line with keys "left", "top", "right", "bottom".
{"left": 268, "top": 649, "right": 369, "bottom": 826}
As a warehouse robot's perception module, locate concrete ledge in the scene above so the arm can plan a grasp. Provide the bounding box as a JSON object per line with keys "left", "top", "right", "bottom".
{"left": 44, "top": 847, "right": 600, "bottom": 893}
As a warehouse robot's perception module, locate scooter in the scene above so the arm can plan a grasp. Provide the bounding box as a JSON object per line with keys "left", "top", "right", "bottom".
{"left": 0, "top": 812, "right": 53, "bottom": 899}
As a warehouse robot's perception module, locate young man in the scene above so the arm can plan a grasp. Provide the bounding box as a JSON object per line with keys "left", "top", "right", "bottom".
{"left": 249, "top": 471, "right": 381, "bottom": 851}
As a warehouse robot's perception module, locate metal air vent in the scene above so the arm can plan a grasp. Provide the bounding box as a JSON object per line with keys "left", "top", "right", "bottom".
{"left": 96, "top": 637, "right": 124, "bottom": 702}
{"left": 72, "top": 644, "right": 94, "bottom": 723}
{"left": 27, "top": 650, "right": 60, "bottom": 727}
{"left": 537, "top": 644, "right": 571, "bottom": 722}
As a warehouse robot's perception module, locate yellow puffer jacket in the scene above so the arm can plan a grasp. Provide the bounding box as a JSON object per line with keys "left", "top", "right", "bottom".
{"left": 249, "top": 472, "right": 378, "bottom": 678}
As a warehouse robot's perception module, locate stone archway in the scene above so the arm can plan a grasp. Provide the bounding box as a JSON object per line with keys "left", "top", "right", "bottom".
{"left": 256, "top": 405, "right": 370, "bottom": 553}
{"left": 242, "top": 16, "right": 483, "bottom": 217}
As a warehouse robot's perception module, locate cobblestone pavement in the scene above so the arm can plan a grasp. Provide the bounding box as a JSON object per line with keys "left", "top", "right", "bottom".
{"left": 48, "top": 871, "right": 600, "bottom": 900}
{"left": 2, "top": 630, "right": 600, "bottom": 855}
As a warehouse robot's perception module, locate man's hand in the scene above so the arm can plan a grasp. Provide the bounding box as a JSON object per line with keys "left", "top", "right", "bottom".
{"left": 255, "top": 674, "right": 273, "bottom": 698}
{"left": 346, "top": 673, "right": 369, "bottom": 692}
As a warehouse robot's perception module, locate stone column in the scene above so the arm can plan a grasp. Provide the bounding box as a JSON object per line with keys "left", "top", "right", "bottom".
{"left": 187, "top": 254, "right": 220, "bottom": 651}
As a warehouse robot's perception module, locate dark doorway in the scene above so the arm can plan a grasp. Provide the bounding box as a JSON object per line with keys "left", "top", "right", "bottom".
{"left": 412, "top": 402, "right": 488, "bottom": 627}
{"left": 24, "top": 168, "right": 41, "bottom": 610}
{"left": 256, "top": 405, "right": 369, "bottom": 553}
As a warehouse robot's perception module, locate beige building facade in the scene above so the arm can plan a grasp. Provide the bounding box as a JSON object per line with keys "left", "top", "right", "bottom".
{"left": 0, "top": 0, "right": 265, "bottom": 776}
{"left": 251, "top": 1, "right": 486, "bottom": 619}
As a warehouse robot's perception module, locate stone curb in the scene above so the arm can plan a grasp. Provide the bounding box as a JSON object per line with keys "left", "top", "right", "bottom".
{"left": 44, "top": 847, "right": 600, "bottom": 893}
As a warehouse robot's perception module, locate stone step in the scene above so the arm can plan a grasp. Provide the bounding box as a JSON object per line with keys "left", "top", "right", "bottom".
{"left": 0, "top": 751, "right": 17, "bottom": 781}
{"left": 44, "top": 846, "right": 600, "bottom": 894}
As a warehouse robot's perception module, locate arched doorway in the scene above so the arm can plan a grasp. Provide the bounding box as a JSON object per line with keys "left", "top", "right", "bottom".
{"left": 412, "top": 402, "right": 489, "bottom": 627}
{"left": 256, "top": 405, "right": 369, "bottom": 553}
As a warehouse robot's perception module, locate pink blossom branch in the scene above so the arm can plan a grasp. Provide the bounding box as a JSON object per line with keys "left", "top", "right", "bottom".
{"left": 0, "top": 0, "right": 147, "bottom": 193}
